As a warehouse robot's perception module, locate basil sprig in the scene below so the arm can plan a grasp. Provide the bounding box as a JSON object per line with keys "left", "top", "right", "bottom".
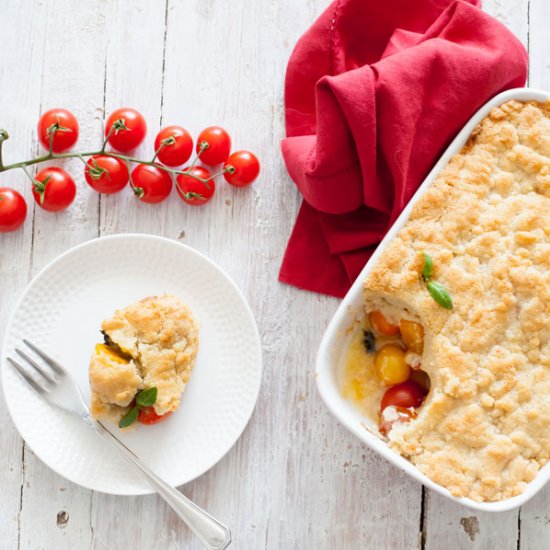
{"left": 119, "top": 387, "right": 158, "bottom": 428}
{"left": 422, "top": 251, "right": 433, "bottom": 281}
{"left": 421, "top": 252, "right": 453, "bottom": 310}
{"left": 427, "top": 281, "right": 453, "bottom": 309}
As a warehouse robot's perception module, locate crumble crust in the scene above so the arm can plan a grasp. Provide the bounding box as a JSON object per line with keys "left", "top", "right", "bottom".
{"left": 89, "top": 294, "right": 199, "bottom": 421}
{"left": 363, "top": 100, "right": 550, "bottom": 502}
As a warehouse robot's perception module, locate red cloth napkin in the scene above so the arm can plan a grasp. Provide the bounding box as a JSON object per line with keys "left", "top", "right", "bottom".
{"left": 279, "top": 0, "right": 528, "bottom": 297}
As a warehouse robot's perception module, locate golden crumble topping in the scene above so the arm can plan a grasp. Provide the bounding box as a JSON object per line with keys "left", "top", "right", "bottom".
{"left": 362, "top": 100, "right": 550, "bottom": 502}
{"left": 89, "top": 294, "right": 199, "bottom": 422}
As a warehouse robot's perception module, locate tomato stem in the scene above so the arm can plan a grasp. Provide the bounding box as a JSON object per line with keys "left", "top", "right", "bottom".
{"left": 48, "top": 124, "right": 57, "bottom": 155}
{"left": 0, "top": 131, "right": 214, "bottom": 187}
{"left": 0, "top": 129, "right": 8, "bottom": 170}
{"left": 125, "top": 159, "right": 144, "bottom": 198}
{"left": 188, "top": 141, "right": 208, "bottom": 171}
{"left": 101, "top": 120, "right": 121, "bottom": 153}
{"left": 205, "top": 167, "right": 229, "bottom": 182}
{"left": 21, "top": 166, "right": 35, "bottom": 185}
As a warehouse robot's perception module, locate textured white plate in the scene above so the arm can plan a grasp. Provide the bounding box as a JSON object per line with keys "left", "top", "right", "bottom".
{"left": 317, "top": 88, "right": 550, "bottom": 512}
{"left": 1, "top": 234, "right": 262, "bottom": 495}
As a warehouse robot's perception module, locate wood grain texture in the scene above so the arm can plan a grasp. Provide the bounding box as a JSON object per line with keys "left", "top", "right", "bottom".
{"left": 0, "top": 0, "right": 548, "bottom": 549}
{"left": 516, "top": 1, "right": 550, "bottom": 547}
{"left": 17, "top": 0, "right": 109, "bottom": 547}
{"left": 0, "top": 2, "right": 47, "bottom": 547}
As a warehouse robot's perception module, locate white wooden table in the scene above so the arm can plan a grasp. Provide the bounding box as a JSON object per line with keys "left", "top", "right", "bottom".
{"left": 0, "top": 1, "right": 548, "bottom": 548}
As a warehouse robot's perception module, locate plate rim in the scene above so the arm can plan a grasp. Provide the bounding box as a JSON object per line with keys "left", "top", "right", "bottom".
{"left": 1, "top": 232, "right": 263, "bottom": 495}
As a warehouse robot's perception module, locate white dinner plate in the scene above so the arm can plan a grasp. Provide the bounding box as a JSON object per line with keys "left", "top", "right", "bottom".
{"left": 1, "top": 234, "right": 262, "bottom": 495}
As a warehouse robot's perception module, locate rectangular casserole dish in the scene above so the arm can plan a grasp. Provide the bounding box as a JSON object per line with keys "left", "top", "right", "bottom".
{"left": 316, "top": 87, "right": 550, "bottom": 512}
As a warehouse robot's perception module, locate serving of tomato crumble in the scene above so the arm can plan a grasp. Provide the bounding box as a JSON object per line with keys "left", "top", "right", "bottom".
{"left": 89, "top": 294, "right": 199, "bottom": 427}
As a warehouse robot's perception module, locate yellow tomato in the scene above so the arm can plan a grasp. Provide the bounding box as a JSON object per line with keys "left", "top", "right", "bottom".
{"left": 399, "top": 320, "right": 424, "bottom": 354}
{"left": 374, "top": 345, "right": 410, "bottom": 386}
{"left": 95, "top": 343, "right": 127, "bottom": 364}
{"left": 369, "top": 310, "right": 400, "bottom": 336}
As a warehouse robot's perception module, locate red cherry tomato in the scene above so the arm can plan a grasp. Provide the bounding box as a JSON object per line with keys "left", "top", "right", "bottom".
{"left": 176, "top": 166, "right": 215, "bottom": 206}
{"left": 196, "top": 126, "right": 231, "bottom": 165}
{"left": 380, "top": 380, "right": 427, "bottom": 412}
{"left": 37, "top": 109, "right": 79, "bottom": 153}
{"left": 130, "top": 164, "right": 172, "bottom": 203}
{"left": 105, "top": 108, "right": 147, "bottom": 152}
{"left": 85, "top": 155, "right": 129, "bottom": 194}
{"left": 154, "top": 126, "right": 193, "bottom": 167}
{"left": 32, "top": 167, "right": 76, "bottom": 212}
{"left": 138, "top": 406, "right": 172, "bottom": 425}
{"left": 223, "top": 150, "right": 260, "bottom": 187}
{"left": 0, "top": 188, "right": 27, "bottom": 232}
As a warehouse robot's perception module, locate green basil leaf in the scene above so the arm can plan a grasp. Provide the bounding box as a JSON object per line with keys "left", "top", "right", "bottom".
{"left": 422, "top": 251, "right": 433, "bottom": 281}
{"left": 119, "top": 406, "right": 139, "bottom": 428}
{"left": 136, "top": 387, "right": 157, "bottom": 407}
{"left": 427, "top": 281, "right": 453, "bottom": 309}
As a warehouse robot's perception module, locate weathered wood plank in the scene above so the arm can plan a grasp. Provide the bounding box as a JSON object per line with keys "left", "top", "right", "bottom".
{"left": 91, "top": 2, "right": 170, "bottom": 546}
{"left": 155, "top": 1, "right": 421, "bottom": 548}
{"left": 517, "top": 1, "right": 550, "bottom": 545}
{"left": 424, "top": 492, "right": 519, "bottom": 550}
{"left": 17, "top": 0, "right": 110, "bottom": 547}
{"left": 0, "top": 2, "right": 47, "bottom": 547}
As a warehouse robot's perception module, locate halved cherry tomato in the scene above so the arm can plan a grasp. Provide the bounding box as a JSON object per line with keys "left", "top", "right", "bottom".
{"left": 85, "top": 155, "right": 129, "bottom": 194}
{"left": 176, "top": 166, "right": 215, "bottom": 206}
{"left": 380, "top": 380, "right": 427, "bottom": 411}
{"left": 0, "top": 188, "right": 27, "bottom": 232}
{"left": 105, "top": 108, "right": 147, "bottom": 152}
{"left": 399, "top": 320, "right": 424, "bottom": 354}
{"left": 374, "top": 345, "right": 409, "bottom": 386}
{"left": 196, "top": 126, "right": 231, "bottom": 165}
{"left": 138, "top": 406, "right": 172, "bottom": 425}
{"left": 130, "top": 164, "right": 172, "bottom": 203}
{"left": 154, "top": 126, "right": 193, "bottom": 167}
{"left": 223, "top": 150, "right": 260, "bottom": 187}
{"left": 37, "top": 108, "right": 79, "bottom": 153}
{"left": 369, "top": 311, "right": 400, "bottom": 336}
{"left": 32, "top": 167, "right": 76, "bottom": 212}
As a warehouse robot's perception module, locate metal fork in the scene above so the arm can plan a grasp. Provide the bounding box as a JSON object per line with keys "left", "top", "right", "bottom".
{"left": 8, "top": 339, "right": 231, "bottom": 550}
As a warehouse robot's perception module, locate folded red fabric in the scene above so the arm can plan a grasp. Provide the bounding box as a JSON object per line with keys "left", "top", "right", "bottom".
{"left": 279, "top": 0, "right": 528, "bottom": 298}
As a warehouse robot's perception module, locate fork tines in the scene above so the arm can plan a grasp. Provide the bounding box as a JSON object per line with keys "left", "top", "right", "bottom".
{"left": 8, "top": 340, "right": 64, "bottom": 394}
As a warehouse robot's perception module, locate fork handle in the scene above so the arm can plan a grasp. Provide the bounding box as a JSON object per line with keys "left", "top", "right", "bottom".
{"left": 91, "top": 419, "right": 231, "bottom": 550}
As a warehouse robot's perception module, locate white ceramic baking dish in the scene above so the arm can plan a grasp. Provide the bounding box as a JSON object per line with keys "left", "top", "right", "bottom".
{"left": 316, "top": 88, "right": 550, "bottom": 512}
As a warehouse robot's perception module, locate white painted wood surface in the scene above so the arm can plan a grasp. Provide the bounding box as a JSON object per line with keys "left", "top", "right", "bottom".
{"left": 0, "top": 1, "right": 548, "bottom": 548}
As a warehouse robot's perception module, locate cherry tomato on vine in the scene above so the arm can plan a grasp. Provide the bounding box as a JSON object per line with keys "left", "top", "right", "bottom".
{"left": 85, "top": 155, "right": 129, "bottom": 194}
{"left": 176, "top": 166, "right": 215, "bottom": 206}
{"left": 130, "top": 164, "right": 172, "bottom": 203}
{"left": 0, "top": 188, "right": 27, "bottom": 232}
{"left": 154, "top": 126, "right": 193, "bottom": 167}
{"left": 105, "top": 108, "right": 147, "bottom": 152}
{"left": 223, "top": 150, "right": 260, "bottom": 187}
{"left": 196, "top": 126, "right": 231, "bottom": 165}
{"left": 37, "top": 108, "right": 79, "bottom": 153}
{"left": 32, "top": 167, "right": 76, "bottom": 212}
{"left": 380, "top": 380, "right": 427, "bottom": 412}
{"left": 138, "top": 406, "right": 172, "bottom": 425}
